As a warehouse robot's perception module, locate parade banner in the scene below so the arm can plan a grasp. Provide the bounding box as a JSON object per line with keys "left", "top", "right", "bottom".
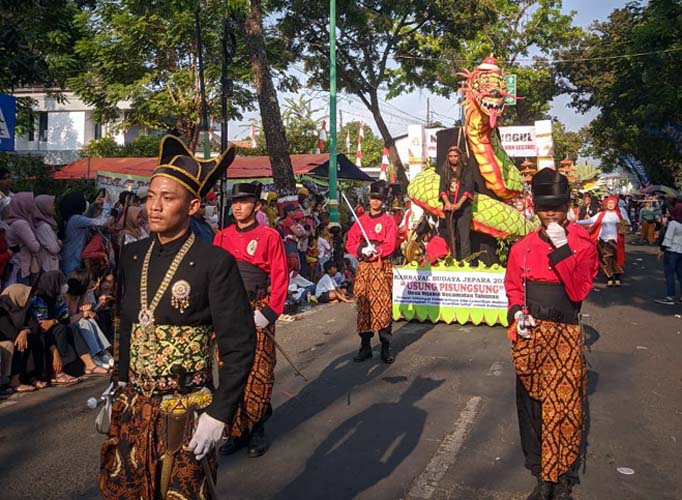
{"left": 499, "top": 126, "right": 536, "bottom": 157}
{"left": 96, "top": 170, "right": 148, "bottom": 196}
{"left": 392, "top": 262, "right": 508, "bottom": 326}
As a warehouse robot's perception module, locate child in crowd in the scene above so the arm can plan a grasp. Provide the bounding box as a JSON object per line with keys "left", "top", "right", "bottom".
{"left": 315, "top": 261, "right": 351, "bottom": 304}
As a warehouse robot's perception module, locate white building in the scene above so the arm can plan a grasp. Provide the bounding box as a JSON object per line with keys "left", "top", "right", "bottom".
{"left": 12, "top": 88, "right": 138, "bottom": 164}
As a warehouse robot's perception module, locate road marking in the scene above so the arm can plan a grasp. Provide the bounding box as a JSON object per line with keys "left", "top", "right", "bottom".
{"left": 487, "top": 361, "right": 503, "bottom": 376}
{"left": 407, "top": 396, "right": 482, "bottom": 499}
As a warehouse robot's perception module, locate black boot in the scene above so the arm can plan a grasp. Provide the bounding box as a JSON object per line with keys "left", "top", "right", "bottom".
{"left": 353, "top": 333, "right": 373, "bottom": 362}
{"left": 553, "top": 476, "right": 574, "bottom": 500}
{"left": 526, "top": 476, "right": 553, "bottom": 500}
{"left": 380, "top": 341, "right": 394, "bottom": 364}
{"left": 247, "top": 422, "right": 269, "bottom": 458}
{"left": 218, "top": 435, "right": 248, "bottom": 456}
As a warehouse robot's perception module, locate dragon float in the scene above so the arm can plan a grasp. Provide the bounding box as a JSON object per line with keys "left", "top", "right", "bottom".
{"left": 408, "top": 56, "right": 539, "bottom": 245}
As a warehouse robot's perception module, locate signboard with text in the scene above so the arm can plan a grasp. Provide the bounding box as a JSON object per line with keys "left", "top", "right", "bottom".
{"left": 96, "top": 170, "right": 148, "bottom": 197}
{"left": 0, "top": 94, "right": 16, "bottom": 152}
{"left": 393, "top": 263, "right": 509, "bottom": 327}
{"left": 499, "top": 126, "right": 536, "bottom": 157}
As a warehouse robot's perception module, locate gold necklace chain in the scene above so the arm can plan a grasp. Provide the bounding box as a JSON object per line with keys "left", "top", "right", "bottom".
{"left": 138, "top": 232, "right": 195, "bottom": 332}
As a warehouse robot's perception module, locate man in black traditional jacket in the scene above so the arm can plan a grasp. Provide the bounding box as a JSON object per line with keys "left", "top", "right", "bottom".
{"left": 99, "top": 135, "right": 256, "bottom": 500}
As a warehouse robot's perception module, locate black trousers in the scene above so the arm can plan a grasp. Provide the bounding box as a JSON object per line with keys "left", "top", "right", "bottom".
{"left": 49, "top": 324, "right": 90, "bottom": 366}
{"left": 516, "top": 375, "right": 580, "bottom": 483}
{"left": 440, "top": 204, "right": 472, "bottom": 261}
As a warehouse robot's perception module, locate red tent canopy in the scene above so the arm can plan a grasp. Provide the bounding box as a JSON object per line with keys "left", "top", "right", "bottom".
{"left": 54, "top": 154, "right": 344, "bottom": 180}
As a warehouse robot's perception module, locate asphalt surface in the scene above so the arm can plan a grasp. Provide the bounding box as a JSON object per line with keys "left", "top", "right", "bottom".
{"left": 0, "top": 241, "right": 680, "bottom": 500}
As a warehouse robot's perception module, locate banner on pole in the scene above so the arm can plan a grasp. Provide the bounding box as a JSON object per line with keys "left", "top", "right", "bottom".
{"left": 392, "top": 262, "right": 508, "bottom": 326}
{"left": 499, "top": 126, "right": 536, "bottom": 157}
{"left": 96, "top": 170, "right": 148, "bottom": 197}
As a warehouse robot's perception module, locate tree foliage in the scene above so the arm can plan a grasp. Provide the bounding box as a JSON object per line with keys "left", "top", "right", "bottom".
{"left": 69, "top": 0, "right": 296, "bottom": 151}
{"left": 338, "top": 122, "right": 383, "bottom": 168}
{"left": 554, "top": 0, "right": 682, "bottom": 183}
{"left": 552, "top": 120, "right": 586, "bottom": 162}
{"left": 81, "top": 134, "right": 162, "bottom": 158}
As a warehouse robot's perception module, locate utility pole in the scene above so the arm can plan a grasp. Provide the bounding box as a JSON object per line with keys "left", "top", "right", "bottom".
{"left": 328, "top": 0, "right": 339, "bottom": 224}
{"left": 194, "top": 1, "right": 210, "bottom": 160}
{"left": 426, "top": 97, "right": 430, "bottom": 127}
{"left": 220, "top": 16, "right": 236, "bottom": 228}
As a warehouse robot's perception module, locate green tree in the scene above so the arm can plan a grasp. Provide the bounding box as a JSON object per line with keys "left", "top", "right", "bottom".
{"left": 0, "top": 1, "right": 86, "bottom": 131}
{"left": 552, "top": 121, "right": 585, "bottom": 162}
{"left": 69, "top": 0, "right": 294, "bottom": 153}
{"left": 554, "top": 0, "right": 682, "bottom": 183}
{"left": 338, "top": 122, "right": 383, "bottom": 168}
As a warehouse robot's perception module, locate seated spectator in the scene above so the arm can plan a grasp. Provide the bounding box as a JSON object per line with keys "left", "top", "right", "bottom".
{"left": 30, "top": 271, "right": 108, "bottom": 384}
{"left": 0, "top": 198, "right": 12, "bottom": 288}
{"left": 65, "top": 269, "right": 114, "bottom": 368}
{"left": 287, "top": 252, "right": 315, "bottom": 304}
{"left": 316, "top": 261, "right": 351, "bottom": 304}
{"left": 121, "top": 206, "right": 149, "bottom": 246}
{"left": 6, "top": 192, "right": 40, "bottom": 285}
{"left": 0, "top": 285, "right": 48, "bottom": 392}
{"left": 34, "top": 194, "right": 62, "bottom": 272}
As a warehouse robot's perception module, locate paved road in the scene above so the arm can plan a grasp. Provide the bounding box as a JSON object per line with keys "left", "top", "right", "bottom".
{"left": 0, "top": 242, "right": 679, "bottom": 499}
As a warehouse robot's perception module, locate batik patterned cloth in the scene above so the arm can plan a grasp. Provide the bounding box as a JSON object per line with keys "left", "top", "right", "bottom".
{"left": 99, "top": 387, "right": 217, "bottom": 500}
{"left": 354, "top": 259, "right": 393, "bottom": 333}
{"left": 511, "top": 318, "right": 586, "bottom": 483}
{"left": 597, "top": 239, "right": 624, "bottom": 278}
{"left": 229, "top": 296, "right": 276, "bottom": 438}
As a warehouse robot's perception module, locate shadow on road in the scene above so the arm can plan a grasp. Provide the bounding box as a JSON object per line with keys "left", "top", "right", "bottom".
{"left": 272, "top": 376, "right": 444, "bottom": 500}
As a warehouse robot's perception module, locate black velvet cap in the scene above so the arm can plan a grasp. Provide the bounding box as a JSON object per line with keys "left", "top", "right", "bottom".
{"left": 151, "top": 135, "right": 236, "bottom": 199}
{"left": 231, "top": 182, "right": 262, "bottom": 200}
{"left": 531, "top": 168, "right": 570, "bottom": 207}
{"left": 369, "top": 180, "right": 389, "bottom": 199}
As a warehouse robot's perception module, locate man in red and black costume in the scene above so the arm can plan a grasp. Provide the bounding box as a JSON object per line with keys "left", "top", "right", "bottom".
{"left": 346, "top": 180, "right": 398, "bottom": 364}
{"left": 505, "top": 168, "right": 598, "bottom": 500}
{"left": 213, "top": 182, "right": 289, "bottom": 457}
{"left": 439, "top": 145, "right": 474, "bottom": 260}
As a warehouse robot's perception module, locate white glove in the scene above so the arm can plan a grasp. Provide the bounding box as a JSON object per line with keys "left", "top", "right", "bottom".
{"left": 546, "top": 222, "right": 568, "bottom": 248}
{"left": 188, "top": 412, "right": 225, "bottom": 460}
{"left": 361, "top": 244, "right": 377, "bottom": 258}
{"left": 254, "top": 309, "right": 270, "bottom": 329}
{"left": 101, "top": 381, "right": 126, "bottom": 402}
{"left": 514, "top": 310, "right": 536, "bottom": 339}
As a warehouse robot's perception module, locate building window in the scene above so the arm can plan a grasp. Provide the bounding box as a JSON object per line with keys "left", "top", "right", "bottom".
{"left": 94, "top": 122, "right": 102, "bottom": 140}
{"left": 28, "top": 113, "right": 35, "bottom": 142}
{"left": 38, "top": 112, "right": 48, "bottom": 142}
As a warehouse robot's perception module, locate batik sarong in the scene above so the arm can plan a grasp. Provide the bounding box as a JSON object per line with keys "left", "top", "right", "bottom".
{"left": 354, "top": 259, "right": 393, "bottom": 333}
{"left": 597, "top": 239, "right": 623, "bottom": 278}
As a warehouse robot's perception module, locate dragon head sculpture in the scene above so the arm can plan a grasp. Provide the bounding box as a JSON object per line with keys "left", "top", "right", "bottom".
{"left": 461, "top": 55, "right": 508, "bottom": 129}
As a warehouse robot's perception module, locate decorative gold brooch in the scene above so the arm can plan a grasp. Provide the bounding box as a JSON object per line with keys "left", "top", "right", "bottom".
{"left": 171, "top": 280, "right": 191, "bottom": 314}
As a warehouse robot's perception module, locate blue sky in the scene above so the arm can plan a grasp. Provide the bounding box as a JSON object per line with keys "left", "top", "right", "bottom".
{"left": 229, "top": 1, "right": 630, "bottom": 141}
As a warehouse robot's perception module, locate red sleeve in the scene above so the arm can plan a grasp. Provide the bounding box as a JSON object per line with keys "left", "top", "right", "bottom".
{"left": 262, "top": 233, "right": 289, "bottom": 318}
{"left": 549, "top": 227, "right": 598, "bottom": 302}
{"left": 504, "top": 240, "right": 525, "bottom": 316}
{"left": 376, "top": 216, "right": 397, "bottom": 257}
{"left": 346, "top": 221, "right": 362, "bottom": 256}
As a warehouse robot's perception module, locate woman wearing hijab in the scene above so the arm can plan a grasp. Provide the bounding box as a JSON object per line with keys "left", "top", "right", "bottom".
{"left": 6, "top": 192, "right": 41, "bottom": 285}
{"left": 120, "top": 205, "right": 148, "bottom": 246}
{"left": 64, "top": 269, "right": 114, "bottom": 368}
{"left": 0, "top": 284, "right": 49, "bottom": 393}
{"left": 29, "top": 271, "right": 108, "bottom": 383}
{"left": 655, "top": 204, "right": 682, "bottom": 304}
{"left": 0, "top": 198, "right": 12, "bottom": 287}
{"left": 59, "top": 190, "right": 111, "bottom": 275}
{"left": 34, "top": 195, "right": 62, "bottom": 272}
{"left": 576, "top": 195, "right": 631, "bottom": 287}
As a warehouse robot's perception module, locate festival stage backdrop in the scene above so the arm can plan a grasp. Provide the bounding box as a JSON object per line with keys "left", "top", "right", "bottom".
{"left": 392, "top": 263, "right": 508, "bottom": 327}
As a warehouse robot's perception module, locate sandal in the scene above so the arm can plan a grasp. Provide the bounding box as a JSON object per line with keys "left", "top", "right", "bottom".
{"left": 51, "top": 373, "right": 80, "bottom": 385}
{"left": 84, "top": 366, "right": 110, "bottom": 376}
{"left": 32, "top": 380, "right": 49, "bottom": 390}
{"left": 11, "top": 384, "right": 36, "bottom": 393}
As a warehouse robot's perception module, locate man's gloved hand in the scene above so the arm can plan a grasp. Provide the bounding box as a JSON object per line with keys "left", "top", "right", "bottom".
{"left": 514, "top": 310, "right": 536, "bottom": 339}
{"left": 546, "top": 222, "right": 568, "bottom": 248}
{"left": 361, "top": 244, "right": 377, "bottom": 258}
{"left": 101, "top": 381, "right": 126, "bottom": 402}
{"left": 188, "top": 412, "right": 225, "bottom": 461}
{"left": 254, "top": 309, "right": 270, "bottom": 329}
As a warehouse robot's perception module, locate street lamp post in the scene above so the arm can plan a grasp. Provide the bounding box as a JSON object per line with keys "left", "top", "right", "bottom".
{"left": 194, "top": 1, "right": 211, "bottom": 160}
{"left": 328, "top": 0, "right": 339, "bottom": 224}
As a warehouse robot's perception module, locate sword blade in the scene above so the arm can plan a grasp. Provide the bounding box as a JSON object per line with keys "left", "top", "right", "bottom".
{"left": 341, "top": 192, "right": 373, "bottom": 249}
{"left": 261, "top": 327, "right": 308, "bottom": 382}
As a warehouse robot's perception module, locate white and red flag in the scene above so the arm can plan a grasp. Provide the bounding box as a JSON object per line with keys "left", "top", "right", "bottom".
{"left": 250, "top": 124, "right": 257, "bottom": 148}
{"left": 380, "top": 146, "right": 389, "bottom": 181}
{"left": 345, "top": 131, "right": 351, "bottom": 153}
{"left": 316, "top": 120, "right": 327, "bottom": 154}
{"left": 355, "top": 122, "right": 364, "bottom": 167}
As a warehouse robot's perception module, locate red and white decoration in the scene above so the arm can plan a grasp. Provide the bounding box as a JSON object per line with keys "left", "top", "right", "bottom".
{"left": 315, "top": 120, "right": 327, "bottom": 154}
{"left": 380, "top": 146, "right": 389, "bottom": 181}
{"left": 355, "top": 122, "right": 364, "bottom": 167}
{"left": 345, "top": 131, "right": 351, "bottom": 153}
{"left": 250, "top": 124, "right": 257, "bottom": 148}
